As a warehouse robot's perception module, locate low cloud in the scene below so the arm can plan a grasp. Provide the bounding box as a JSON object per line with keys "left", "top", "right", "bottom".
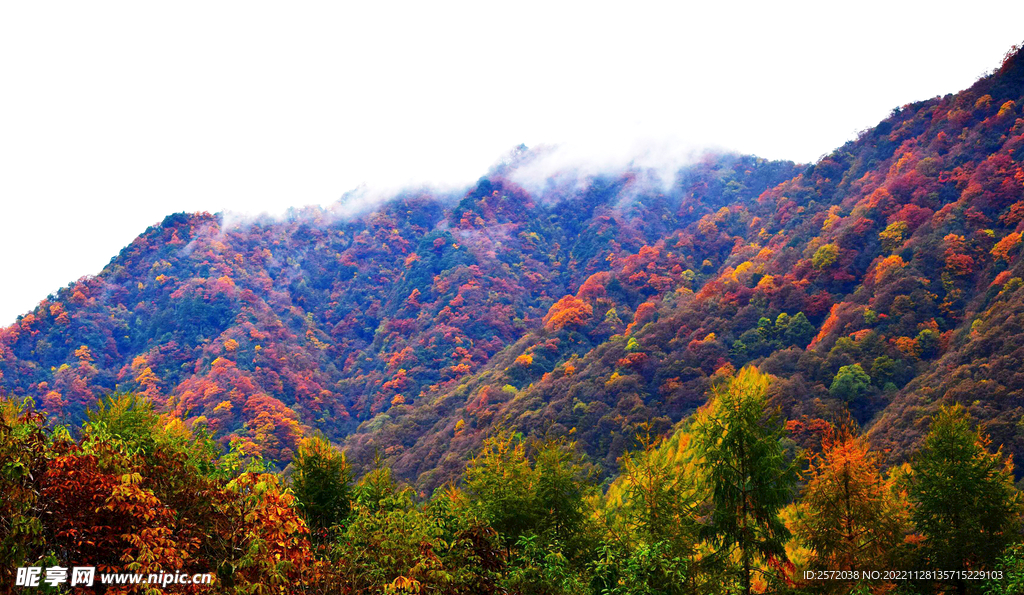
{"left": 498, "top": 137, "right": 715, "bottom": 198}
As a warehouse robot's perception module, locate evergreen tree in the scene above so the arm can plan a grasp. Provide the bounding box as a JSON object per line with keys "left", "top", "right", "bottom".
{"left": 533, "top": 437, "right": 594, "bottom": 561}
{"left": 465, "top": 430, "right": 539, "bottom": 550}
{"left": 692, "top": 366, "right": 795, "bottom": 595}
{"left": 909, "top": 404, "right": 1022, "bottom": 595}
{"left": 290, "top": 434, "right": 352, "bottom": 538}
{"left": 465, "top": 431, "right": 593, "bottom": 556}
{"left": 782, "top": 312, "right": 816, "bottom": 348}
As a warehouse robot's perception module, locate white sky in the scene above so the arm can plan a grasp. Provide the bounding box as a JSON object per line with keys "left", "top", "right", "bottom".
{"left": 2, "top": 1, "right": 1023, "bottom": 325}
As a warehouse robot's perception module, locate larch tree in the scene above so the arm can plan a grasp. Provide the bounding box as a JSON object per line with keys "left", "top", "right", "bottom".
{"left": 692, "top": 366, "right": 795, "bottom": 595}
{"left": 794, "top": 422, "right": 909, "bottom": 593}
{"left": 600, "top": 426, "right": 704, "bottom": 595}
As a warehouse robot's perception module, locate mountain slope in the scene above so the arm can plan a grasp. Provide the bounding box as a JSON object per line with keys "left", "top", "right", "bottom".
{"left": 2, "top": 44, "right": 1023, "bottom": 489}
{"left": 340, "top": 44, "right": 1024, "bottom": 488}
{"left": 0, "top": 155, "right": 799, "bottom": 464}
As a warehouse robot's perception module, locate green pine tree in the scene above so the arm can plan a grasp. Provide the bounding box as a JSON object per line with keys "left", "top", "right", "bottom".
{"left": 692, "top": 366, "right": 795, "bottom": 595}
{"left": 290, "top": 434, "right": 352, "bottom": 539}
{"left": 909, "top": 404, "right": 1022, "bottom": 595}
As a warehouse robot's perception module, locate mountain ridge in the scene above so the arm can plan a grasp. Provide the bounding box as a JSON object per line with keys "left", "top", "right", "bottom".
{"left": 3, "top": 43, "right": 1024, "bottom": 490}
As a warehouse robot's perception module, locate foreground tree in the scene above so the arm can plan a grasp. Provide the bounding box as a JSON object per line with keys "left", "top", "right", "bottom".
{"left": 464, "top": 430, "right": 595, "bottom": 594}
{"left": 692, "top": 366, "right": 796, "bottom": 595}
{"left": 983, "top": 544, "right": 1024, "bottom": 595}
{"left": 909, "top": 404, "right": 1022, "bottom": 595}
{"left": 0, "top": 398, "right": 49, "bottom": 589}
{"left": 533, "top": 437, "right": 594, "bottom": 560}
{"left": 794, "top": 422, "right": 909, "bottom": 593}
{"left": 464, "top": 430, "right": 539, "bottom": 551}
{"left": 593, "top": 426, "right": 703, "bottom": 595}
{"left": 290, "top": 434, "right": 352, "bottom": 541}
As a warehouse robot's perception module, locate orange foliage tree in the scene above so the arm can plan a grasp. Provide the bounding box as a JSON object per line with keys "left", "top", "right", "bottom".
{"left": 542, "top": 295, "right": 593, "bottom": 332}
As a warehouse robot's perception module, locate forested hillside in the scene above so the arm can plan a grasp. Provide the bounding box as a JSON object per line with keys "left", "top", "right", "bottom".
{"left": 4, "top": 37, "right": 1024, "bottom": 595}
{"left": 341, "top": 42, "right": 1024, "bottom": 486}
{"left": 1, "top": 42, "right": 1024, "bottom": 491}
{"left": 0, "top": 150, "right": 799, "bottom": 470}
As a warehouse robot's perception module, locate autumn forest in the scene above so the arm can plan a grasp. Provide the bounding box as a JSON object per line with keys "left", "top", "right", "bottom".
{"left": 4, "top": 42, "right": 1024, "bottom": 595}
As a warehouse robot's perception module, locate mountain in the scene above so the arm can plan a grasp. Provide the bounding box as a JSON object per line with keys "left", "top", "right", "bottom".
{"left": 3, "top": 44, "right": 1024, "bottom": 492}
{"left": 0, "top": 155, "right": 798, "bottom": 464}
